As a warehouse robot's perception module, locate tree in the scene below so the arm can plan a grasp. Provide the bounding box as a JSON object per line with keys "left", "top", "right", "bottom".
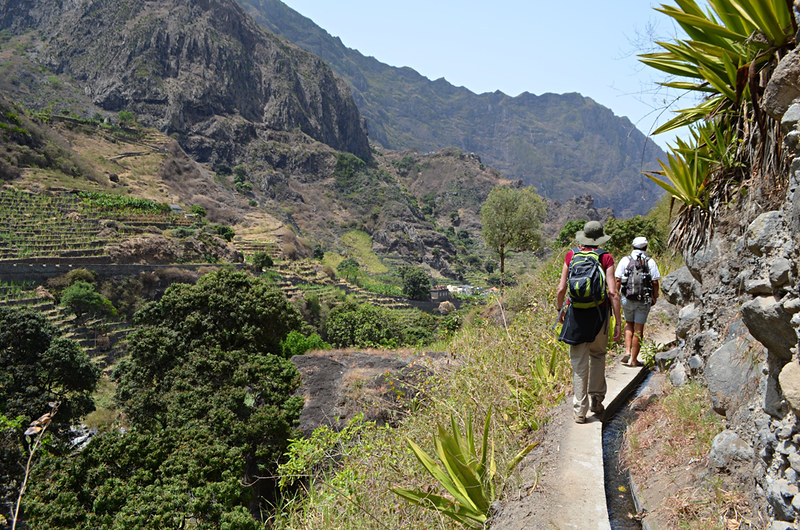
{"left": 0, "top": 307, "right": 98, "bottom": 431}
{"left": 60, "top": 280, "right": 117, "bottom": 319}
{"left": 337, "top": 257, "right": 360, "bottom": 282}
{"left": 399, "top": 265, "right": 431, "bottom": 301}
{"left": 0, "top": 307, "right": 99, "bottom": 517}
{"left": 480, "top": 186, "right": 545, "bottom": 285}
{"left": 26, "top": 269, "right": 307, "bottom": 526}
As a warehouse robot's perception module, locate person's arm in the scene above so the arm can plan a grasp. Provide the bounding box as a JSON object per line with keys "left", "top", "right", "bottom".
{"left": 606, "top": 264, "right": 622, "bottom": 341}
{"left": 651, "top": 279, "right": 659, "bottom": 306}
{"left": 556, "top": 262, "right": 569, "bottom": 312}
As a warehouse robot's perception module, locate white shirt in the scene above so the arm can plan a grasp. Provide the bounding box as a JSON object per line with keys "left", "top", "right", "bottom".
{"left": 614, "top": 249, "right": 660, "bottom": 281}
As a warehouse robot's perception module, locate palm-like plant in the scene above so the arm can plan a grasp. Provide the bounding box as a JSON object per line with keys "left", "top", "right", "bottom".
{"left": 641, "top": 0, "right": 794, "bottom": 251}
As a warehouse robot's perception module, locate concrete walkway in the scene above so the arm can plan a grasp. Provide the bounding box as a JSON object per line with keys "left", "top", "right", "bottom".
{"left": 492, "top": 361, "right": 648, "bottom": 529}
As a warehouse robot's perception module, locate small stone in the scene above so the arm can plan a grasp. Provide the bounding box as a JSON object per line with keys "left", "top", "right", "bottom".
{"left": 788, "top": 452, "right": 800, "bottom": 473}
{"left": 784, "top": 297, "right": 800, "bottom": 314}
{"left": 670, "top": 362, "right": 687, "bottom": 387}
{"left": 776, "top": 440, "right": 798, "bottom": 456}
{"left": 786, "top": 467, "right": 798, "bottom": 483}
{"left": 687, "top": 355, "right": 703, "bottom": 371}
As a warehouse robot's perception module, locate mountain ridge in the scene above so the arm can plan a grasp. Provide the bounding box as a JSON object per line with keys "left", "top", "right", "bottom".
{"left": 238, "top": 0, "right": 665, "bottom": 217}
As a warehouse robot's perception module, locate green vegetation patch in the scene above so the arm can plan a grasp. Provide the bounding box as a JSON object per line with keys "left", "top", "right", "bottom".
{"left": 77, "top": 191, "right": 169, "bottom": 214}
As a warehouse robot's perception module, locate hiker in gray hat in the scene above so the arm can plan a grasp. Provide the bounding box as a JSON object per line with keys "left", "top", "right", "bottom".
{"left": 556, "top": 220, "right": 621, "bottom": 423}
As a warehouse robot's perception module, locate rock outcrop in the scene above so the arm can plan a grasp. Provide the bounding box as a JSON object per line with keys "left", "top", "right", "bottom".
{"left": 658, "top": 48, "right": 800, "bottom": 525}
{"left": 0, "top": 0, "right": 370, "bottom": 163}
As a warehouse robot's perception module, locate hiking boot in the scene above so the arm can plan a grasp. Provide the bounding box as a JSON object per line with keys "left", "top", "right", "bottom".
{"left": 573, "top": 412, "right": 586, "bottom": 424}
{"left": 590, "top": 397, "right": 605, "bottom": 415}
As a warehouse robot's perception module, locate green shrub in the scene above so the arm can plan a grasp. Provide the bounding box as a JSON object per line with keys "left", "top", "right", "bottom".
{"left": 324, "top": 301, "right": 401, "bottom": 348}
{"left": 280, "top": 330, "right": 331, "bottom": 357}
{"left": 252, "top": 251, "right": 274, "bottom": 270}
{"left": 399, "top": 265, "right": 430, "bottom": 301}
{"left": 190, "top": 204, "right": 207, "bottom": 218}
{"left": 60, "top": 281, "right": 118, "bottom": 318}
{"left": 211, "top": 224, "right": 235, "bottom": 242}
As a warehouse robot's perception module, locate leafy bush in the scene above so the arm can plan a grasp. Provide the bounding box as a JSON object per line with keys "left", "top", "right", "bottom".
{"left": 324, "top": 300, "right": 402, "bottom": 348}
{"left": 604, "top": 215, "right": 663, "bottom": 257}
{"left": 189, "top": 204, "right": 206, "bottom": 217}
{"left": 210, "top": 224, "right": 235, "bottom": 242}
{"left": 399, "top": 265, "right": 430, "bottom": 301}
{"left": 252, "top": 251, "right": 274, "bottom": 270}
{"left": 281, "top": 330, "right": 331, "bottom": 357}
{"left": 60, "top": 281, "right": 118, "bottom": 318}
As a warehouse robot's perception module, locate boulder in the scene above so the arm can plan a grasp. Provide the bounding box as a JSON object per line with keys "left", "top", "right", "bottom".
{"left": 684, "top": 239, "right": 721, "bottom": 283}
{"left": 741, "top": 296, "right": 796, "bottom": 361}
{"left": 770, "top": 258, "right": 792, "bottom": 288}
{"left": 763, "top": 47, "right": 800, "bottom": 121}
{"left": 746, "top": 211, "right": 783, "bottom": 257}
{"left": 705, "top": 337, "right": 760, "bottom": 416}
{"left": 709, "top": 430, "right": 753, "bottom": 469}
{"left": 660, "top": 265, "right": 701, "bottom": 306}
{"left": 780, "top": 362, "right": 800, "bottom": 414}
{"left": 676, "top": 303, "right": 700, "bottom": 340}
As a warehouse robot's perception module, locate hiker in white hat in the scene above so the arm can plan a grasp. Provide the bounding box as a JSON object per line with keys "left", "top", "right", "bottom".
{"left": 614, "top": 236, "right": 661, "bottom": 367}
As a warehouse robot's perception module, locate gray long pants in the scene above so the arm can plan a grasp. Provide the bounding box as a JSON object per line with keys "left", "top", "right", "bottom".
{"left": 569, "top": 325, "right": 608, "bottom": 417}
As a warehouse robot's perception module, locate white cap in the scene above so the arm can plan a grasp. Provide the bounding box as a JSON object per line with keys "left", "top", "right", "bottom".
{"left": 632, "top": 236, "right": 648, "bottom": 249}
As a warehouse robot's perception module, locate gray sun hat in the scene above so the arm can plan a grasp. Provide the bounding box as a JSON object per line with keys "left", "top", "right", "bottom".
{"left": 575, "top": 220, "right": 611, "bottom": 246}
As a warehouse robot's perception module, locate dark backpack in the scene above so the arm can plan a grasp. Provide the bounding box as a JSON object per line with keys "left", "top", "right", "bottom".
{"left": 622, "top": 253, "right": 653, "bottom": 302}
{"left": 567, "top": 248, "right": 608, "bottom": 310}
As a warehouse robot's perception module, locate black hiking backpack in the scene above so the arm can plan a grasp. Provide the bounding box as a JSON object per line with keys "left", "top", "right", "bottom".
{"left": 567, "top": 248, "right": 608, "bottom": 311}
{"left": 622, "top": 253, "right": 653, "bottom": 302}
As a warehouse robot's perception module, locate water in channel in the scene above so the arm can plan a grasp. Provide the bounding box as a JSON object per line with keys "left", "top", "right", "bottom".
{"left": 603, "top": 373, "right": 652, "bottom": 529}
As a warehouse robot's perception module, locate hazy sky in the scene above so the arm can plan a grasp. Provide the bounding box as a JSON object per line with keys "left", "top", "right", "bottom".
{"left": 279, "top": 0, "right": 695, "bottom": 150}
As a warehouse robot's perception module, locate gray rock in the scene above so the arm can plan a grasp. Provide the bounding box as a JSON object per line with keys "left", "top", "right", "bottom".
{"left": 655, "top": 347, "right": 680, "bottom": 370}
{"left": 784, "top": 297, "right": 800, "bottom": 314}
{"left": 709, "top": 430, "right": 753, "bottom": 468}
{"left": 770, "top": 258, "right": 793, "bottom": 288}
{"left": 660, "top": 265, "right": 702, "bottom": 306}
{"left": 746, "top": 211, "right": 783, "bottom": 257}
{"left": 763, "top": 47, "right": 800, "bottom": 120}
{"left": 766, "top": 476, "right": 799, "bottom": 521}
{"left": 684, "top": 240, "right": 721, "bottom": 283}
{"left": 676, "top": 303, "right": 700, "bottom": 340}
{"left": 769, "top": 520, "right": 796, "bottom": 530}
{"left": 741, "top": 296, "right": 796, "bottom": 361}
{"left": 745, "top": 276, "right": 775, "bottom": 295}
{"left": 687, "top": 355, "right": 703, "bottom": 371}
{"left": 780, "top": 363, "right": 800, "bottom": 414}
{"left": 670, "top": 362, "right": 687, "bottom": 387}
{"left": 706, "top": 337, "right": 760, "bottom": 416}
{"left": 788, "top": 452, "right": 800, "bottom": 473}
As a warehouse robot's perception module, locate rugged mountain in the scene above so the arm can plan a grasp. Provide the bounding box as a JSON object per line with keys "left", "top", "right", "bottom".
{"left": 238, "top": 0, "right": 665, "bottom": 218}
{"left": 0, "top": 0, "right": 370, "bottom": 163}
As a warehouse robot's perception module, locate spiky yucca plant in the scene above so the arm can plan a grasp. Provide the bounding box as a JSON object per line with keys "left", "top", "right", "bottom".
{"left": 641, "top": 0, "right": 794, "bottom": 252}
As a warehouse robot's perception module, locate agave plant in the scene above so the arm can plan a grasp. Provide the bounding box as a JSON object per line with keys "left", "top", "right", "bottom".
{"left": 641, "top": 0, "right": 794, "bottom": 252}
{"left": 392, "top": 409, "right": 536, "bottom": 528}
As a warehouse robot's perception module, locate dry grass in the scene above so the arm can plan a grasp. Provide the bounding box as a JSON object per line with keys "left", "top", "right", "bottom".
{"left": 621, "top": 381, "right": 765, "bottom": 528}
{"left": 276, "top": 256, "right": 572, "bottom": 528}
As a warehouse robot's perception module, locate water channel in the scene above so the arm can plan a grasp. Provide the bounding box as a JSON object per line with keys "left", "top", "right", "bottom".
{"left": 603, "top": 372, "right": 652, "bottom": 529}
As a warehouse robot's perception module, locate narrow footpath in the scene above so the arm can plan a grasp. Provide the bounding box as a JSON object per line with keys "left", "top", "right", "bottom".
{"left": 491, "top": 359, "right": 648, "bottom": 529}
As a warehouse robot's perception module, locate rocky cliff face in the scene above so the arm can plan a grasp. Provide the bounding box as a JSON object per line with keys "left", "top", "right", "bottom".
{"left": 659, "top": 47, "right": 800, "bottom": 526}
{"left": 0, "top": 0, "right": 370, "bottom": 163}
{"left": 237, "top": 0, "right": 665, "bottom": 218}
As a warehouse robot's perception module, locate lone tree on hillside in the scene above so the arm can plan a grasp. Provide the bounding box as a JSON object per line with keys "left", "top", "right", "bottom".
{"left": 399, "top": 265, "right": 431, "bottom": 301}
{"left": 480, "top": 186, "right": 545, "bottom": 287}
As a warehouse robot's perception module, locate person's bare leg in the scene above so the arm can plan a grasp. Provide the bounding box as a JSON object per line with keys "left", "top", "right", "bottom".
{"left": 624, "top": 321, "right": 634, "bottom": 358}
{"left": 630, "top": 322, "right": 645, "bottom": 365}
